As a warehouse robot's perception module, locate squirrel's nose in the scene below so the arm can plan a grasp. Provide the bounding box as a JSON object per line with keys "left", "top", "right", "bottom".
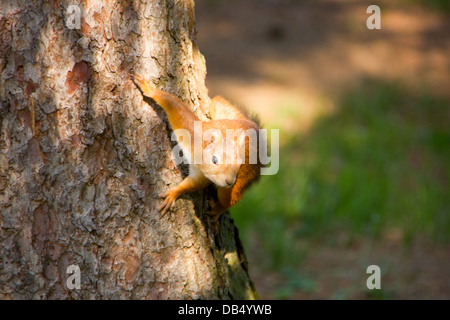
{"left": 225, "top": 177, "right": 236, "bottom": 186}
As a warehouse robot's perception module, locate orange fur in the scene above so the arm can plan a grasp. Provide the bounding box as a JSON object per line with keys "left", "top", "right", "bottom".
{"left": 134, "top": 73, "right": 262, "bottom": 217}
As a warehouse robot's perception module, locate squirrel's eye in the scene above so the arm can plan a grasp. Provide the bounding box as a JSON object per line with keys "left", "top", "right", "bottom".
{"left": 212, "top": 156, "right": 218, "bottom": 165}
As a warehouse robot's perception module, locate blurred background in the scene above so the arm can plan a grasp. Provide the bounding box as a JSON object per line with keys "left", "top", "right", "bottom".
{"left": 195, "top": 0, "right": 449, "bottom": 299}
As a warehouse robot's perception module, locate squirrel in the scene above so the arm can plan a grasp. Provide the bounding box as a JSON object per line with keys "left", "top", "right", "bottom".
{"left": 133, "top": 73, "right": 262, "bottom": 219}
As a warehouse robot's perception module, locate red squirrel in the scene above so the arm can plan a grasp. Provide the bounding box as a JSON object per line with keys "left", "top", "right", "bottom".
{"left": 134, "top": 73, "right": 262, "bottom": 218}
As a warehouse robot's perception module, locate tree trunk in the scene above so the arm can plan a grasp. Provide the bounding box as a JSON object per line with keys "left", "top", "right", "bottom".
{"left": 0, "top": 0, "right": 258, "bottom": 299}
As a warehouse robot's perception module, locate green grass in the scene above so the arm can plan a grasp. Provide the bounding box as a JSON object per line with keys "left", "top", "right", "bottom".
{"left": 231, "top": 79, "right": 450, "bottom": 270}
{"left": 407, "top": 0, "right": 450, "bottom": 13}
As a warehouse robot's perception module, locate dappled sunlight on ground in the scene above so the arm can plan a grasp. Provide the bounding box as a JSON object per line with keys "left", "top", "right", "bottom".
{"left": 197, "top": 0, "right": 450, "bottom": 132}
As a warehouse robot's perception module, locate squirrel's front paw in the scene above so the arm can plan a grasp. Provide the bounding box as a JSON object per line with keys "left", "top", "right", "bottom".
{"left": 133, "top": 73, "right": 156, "bottom": 97}
{"left": 159, "top": 189, "right": 178, "bottom": 214}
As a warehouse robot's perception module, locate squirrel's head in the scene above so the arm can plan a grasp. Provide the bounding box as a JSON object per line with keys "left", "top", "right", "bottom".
{"left": 199, "top": 129, "right": 244, "bottom": 188}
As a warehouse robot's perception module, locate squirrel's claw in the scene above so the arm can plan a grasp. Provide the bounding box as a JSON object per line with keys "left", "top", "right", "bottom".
{"left": 133, "top": 73, "right": 156, "bottom": 98}
{"left": 133, "top": 73, "right": 143, "bottom": 84}
{"left": 159, "top": 189, "right": 178, "bottom": 214}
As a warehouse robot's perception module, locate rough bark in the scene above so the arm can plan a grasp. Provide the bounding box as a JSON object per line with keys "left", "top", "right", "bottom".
{"left": 0, "top": 0, "right": 258, "bottom": 299}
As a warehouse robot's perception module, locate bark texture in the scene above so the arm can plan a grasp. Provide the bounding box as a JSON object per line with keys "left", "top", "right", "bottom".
{"left": 0, "top": 0, "right": 258, "bottom": 299}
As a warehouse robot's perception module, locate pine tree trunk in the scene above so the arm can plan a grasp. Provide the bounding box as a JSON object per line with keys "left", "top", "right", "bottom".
{"left": 0, "top": 0, "right": 258, "bottom": 299}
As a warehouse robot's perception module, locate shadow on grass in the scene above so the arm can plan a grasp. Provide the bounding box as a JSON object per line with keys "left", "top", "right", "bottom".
{"left": 231, "top": 78, "right": 449, "bottom": 270}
